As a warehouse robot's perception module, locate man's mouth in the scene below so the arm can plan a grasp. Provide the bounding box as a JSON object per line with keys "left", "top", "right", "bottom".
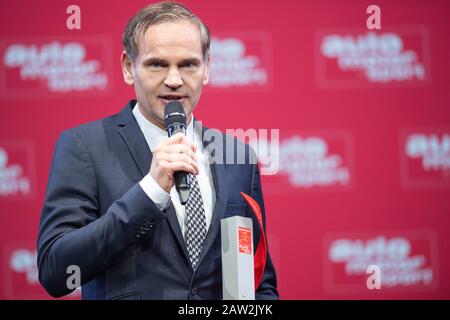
{"left": 158, "top": 94, "right": 187, "bottom": 103}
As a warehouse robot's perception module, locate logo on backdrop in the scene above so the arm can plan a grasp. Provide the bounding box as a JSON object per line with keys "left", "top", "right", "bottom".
{"left": 323, "top": 231, "right": 438, "bottom": 294}
{"left": 9, "top": 249, "right": 38, "bottom": 286}
{"left": 400, "top": 128, "right": 450, "bottom": 188}
{"left": 209, "top": 34, "right": 271, "bottom": 90}
{"left": 4, "top": 244, "right": 81, "bottom": 299}
{"left": 4, "top": 245, "right": 42, "bottom": 299}
{"left": 0, "top": 142, "right": 34, "bottom": 200}
{"left": 251, "top": 131, "right": 354, "bottom": 193}
{"left": 316, "top": 28, "right": 430, "bottom": 88}
{"left": 1, "top": 37, "right": 112, "bottom": 97}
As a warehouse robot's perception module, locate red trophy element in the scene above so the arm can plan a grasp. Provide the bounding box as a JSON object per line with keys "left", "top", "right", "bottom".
{"left": 240, "top": 192, "right": 267, "bottom": 291}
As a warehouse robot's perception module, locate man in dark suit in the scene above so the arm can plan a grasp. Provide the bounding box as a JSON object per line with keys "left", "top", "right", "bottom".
{"left": 37, "top": 2, "right": 278, "bottom": 300}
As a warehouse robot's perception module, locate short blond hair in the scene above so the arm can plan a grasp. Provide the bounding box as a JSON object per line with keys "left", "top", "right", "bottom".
{"left": 122, "top": 2, "right": 210, "bottom": 62}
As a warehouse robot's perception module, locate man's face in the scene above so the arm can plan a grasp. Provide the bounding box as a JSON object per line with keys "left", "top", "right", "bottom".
{"left": 121, "top": 20, "right": 210, "bottom": 129}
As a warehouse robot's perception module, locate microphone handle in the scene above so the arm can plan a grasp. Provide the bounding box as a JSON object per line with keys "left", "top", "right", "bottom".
{"left": 168, "top": 124, "right": 190, "bottom": 205}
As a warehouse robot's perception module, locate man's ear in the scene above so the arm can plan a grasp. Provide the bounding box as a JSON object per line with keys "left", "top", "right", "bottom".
{"left": 202, "top": 54, "right": 211, "bottom": 85}
{"left": 121, "top": 51, "right": 134, "bottom": 85}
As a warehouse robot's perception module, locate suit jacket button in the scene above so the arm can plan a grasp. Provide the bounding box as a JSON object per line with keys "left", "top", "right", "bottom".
{"left": 191, "top": 288, "right": 198, "bottom": 295}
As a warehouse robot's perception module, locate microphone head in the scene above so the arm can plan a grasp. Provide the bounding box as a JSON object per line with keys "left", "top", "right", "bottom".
{"left": 164, "top": 101, "right": 186, "bottom": 129}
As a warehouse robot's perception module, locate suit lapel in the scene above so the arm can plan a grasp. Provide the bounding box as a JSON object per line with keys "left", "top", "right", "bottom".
{"left": 116, "top": 101, "right": 151, "bottom": 177}
{"left": 195, "top": 125, "right": 228, "bottom": 269}
{"left": 164, "top": 201, "right": 192, "bottom": 264}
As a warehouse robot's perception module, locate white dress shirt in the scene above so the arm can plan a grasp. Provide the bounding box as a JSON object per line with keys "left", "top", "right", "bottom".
{"left": 133, "top": 103, "right": 216, "bottom": 238}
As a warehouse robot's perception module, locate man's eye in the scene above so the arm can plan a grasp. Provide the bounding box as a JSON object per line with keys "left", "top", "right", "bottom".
{"left": 180, "top": 62, "right": 197, "bottom": 69}
{"left": 147, "top": 62, "right": 166, "bottom": 68}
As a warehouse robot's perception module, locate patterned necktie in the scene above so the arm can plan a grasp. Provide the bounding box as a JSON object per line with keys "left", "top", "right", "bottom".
{"left": 185, "top": 173, "right": 207, "bottom": 270}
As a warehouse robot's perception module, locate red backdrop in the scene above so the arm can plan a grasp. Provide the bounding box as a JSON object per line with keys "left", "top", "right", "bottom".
{"left": 1, "top": 0, "right": 449, "bottom": 299}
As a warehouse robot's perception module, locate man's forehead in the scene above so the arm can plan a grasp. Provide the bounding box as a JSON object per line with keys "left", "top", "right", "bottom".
{"left": 138, "top": 20, "right": 203, "bottom": 58}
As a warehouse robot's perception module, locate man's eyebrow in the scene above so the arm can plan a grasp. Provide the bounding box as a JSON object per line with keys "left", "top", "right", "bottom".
{"left": 178, "top": 57, "right": 202, "bottom": 65}
{"left": 143, "top": 57, "right": 168, "bottom": 65}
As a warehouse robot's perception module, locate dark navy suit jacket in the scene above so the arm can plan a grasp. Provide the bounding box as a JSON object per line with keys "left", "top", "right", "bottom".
{"left": 37, "top": 100, "right": 278, "bottom": 300}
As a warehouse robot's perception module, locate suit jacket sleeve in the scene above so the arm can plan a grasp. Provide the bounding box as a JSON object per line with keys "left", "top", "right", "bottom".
{"left": 250, "top": 158, "right": 280, "bottom": 300}
{"left": 37, "top": 130, "right": 164, "bottom": 298}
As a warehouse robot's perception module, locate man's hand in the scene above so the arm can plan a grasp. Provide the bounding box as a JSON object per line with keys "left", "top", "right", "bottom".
{"left": 149, "top": 133, "right": 198, "bottom": 193}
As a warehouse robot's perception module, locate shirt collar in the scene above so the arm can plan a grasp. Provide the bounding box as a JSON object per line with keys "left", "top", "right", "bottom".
{"left": 132, "top": 102, "right": 196, "bottom": 151}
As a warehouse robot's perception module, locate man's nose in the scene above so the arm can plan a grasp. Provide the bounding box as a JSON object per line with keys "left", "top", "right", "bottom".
{"left": 164, "top": 67, "right": 183, "bottom": 90}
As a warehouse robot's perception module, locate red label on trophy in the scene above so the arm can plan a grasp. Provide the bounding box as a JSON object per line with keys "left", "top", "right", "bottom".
{"left": 238, "top": 227, "right": 252, "bottom": 254}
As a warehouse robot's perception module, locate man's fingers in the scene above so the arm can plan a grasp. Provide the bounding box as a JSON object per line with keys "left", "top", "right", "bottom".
{"left": 153, "top": 133, "right": 199, "bottom": 178}
{"left": 159, "top": 153, "right": 199, "bottom": 174}
{"left": 160, "top": 144, "right": 197, "bottom": 161}
{"left": 166, "top": 161, "right": 198, "bottom": 175}
{"left": 166, "top": 133, "right": 197, "bottom": 152}
{"left": 166, "top": 133, "right": 187, "bottom": 145}
{"left": 150, "top": 132, "right": 200, "bottom": 192}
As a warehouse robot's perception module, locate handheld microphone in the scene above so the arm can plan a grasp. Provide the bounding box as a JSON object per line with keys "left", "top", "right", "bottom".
{"left": 164, "top": 101, "right": 190, "bottom": 205}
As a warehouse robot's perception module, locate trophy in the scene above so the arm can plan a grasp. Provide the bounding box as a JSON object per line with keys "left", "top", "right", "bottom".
{"left": 221, "top": 192, "right": 267, "bottom": 300}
